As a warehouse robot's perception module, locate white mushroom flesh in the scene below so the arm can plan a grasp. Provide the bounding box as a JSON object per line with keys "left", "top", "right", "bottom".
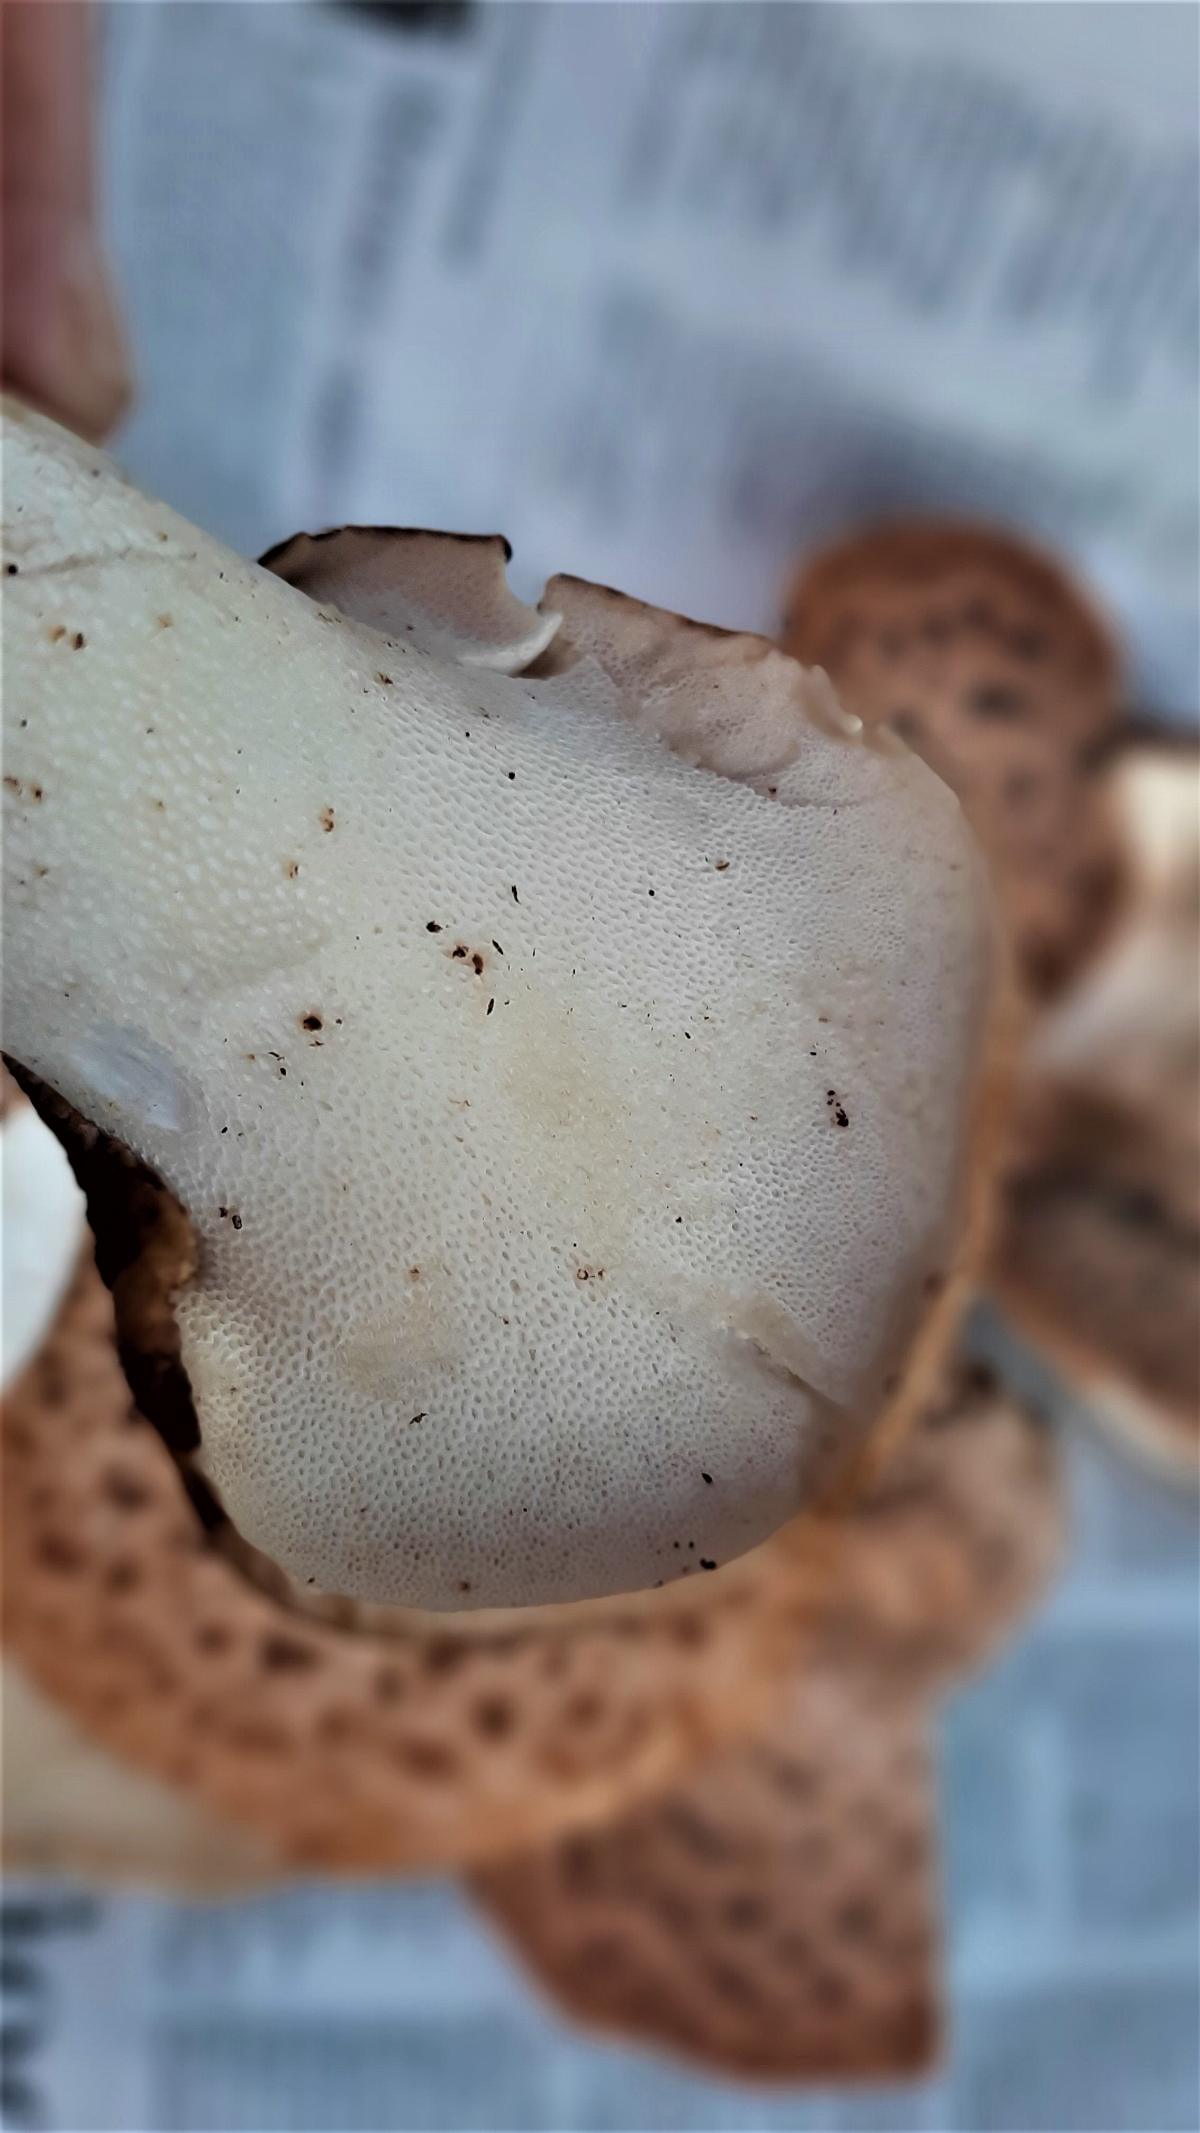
{"left": 2, "top": 399, "right": 992, "bottom": 1609}
{"left": 1, "top": 1087, "right": 87, "bottom": 1391}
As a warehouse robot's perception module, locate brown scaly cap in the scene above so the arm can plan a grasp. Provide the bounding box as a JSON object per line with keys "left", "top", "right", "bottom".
{"left": 474, "top": 1359, "right": 1062, "bottom": 2082}
{"left": 782, "top": 519, "right": 1128, "bottom": 1006}
{"left": 477, "top": 1665, "right": 940, "bottom": 2084}
{"left": 1, "top": 1169, "right": 824, "bottom": 1877}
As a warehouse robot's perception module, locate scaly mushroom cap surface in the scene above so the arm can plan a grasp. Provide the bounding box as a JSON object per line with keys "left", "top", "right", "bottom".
{"left": 475, "top": 1357, "right": 1062, "bottom": 2082}
{"left": 3, "top": 398, "right": 991, "bottom": 1609}
{"left": 782, "top": 520, "right": 1126, "bottom": 1005}
{"left": 783, "top": 520, "right": 1196, "bottom": 1480}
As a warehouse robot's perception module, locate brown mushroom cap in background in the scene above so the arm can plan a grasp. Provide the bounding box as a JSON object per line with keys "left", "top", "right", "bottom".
{"left": 784, "top": 521, "right": 1198, "bottom": 1484}
{"left": 782, "top": 520, "right": 1127, "bottom": 1006}
{"left": 473, "top": 1358, "right": 1062, "bottom": 2083}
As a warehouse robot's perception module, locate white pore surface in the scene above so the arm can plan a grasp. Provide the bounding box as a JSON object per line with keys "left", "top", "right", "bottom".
{"left": 2, "top": 399, "right": 990, "bottom": 1609}
{"left": 0, "top": 1095, "right": 87, "bottom": 1391}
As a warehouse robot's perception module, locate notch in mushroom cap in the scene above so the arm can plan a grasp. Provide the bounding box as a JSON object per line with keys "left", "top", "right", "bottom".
{"left": 2, "top": 398, "right": 993, "bottom": 1611}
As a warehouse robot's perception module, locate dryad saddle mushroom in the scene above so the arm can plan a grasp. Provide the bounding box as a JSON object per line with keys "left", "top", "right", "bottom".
{"left": 2, "top": 396, "right": 992, "bottom": 1614}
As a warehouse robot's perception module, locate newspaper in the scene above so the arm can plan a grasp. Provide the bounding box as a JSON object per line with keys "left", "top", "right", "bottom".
{"left": 105, "top": 0, "right": 1198, "bottom": 712}
{"left": 4, "top": 4, "right": 1199, "bottom": 2129}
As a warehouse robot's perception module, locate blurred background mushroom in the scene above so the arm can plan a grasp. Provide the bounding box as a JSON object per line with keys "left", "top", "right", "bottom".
{"left": 1, "top": 4, "right": 1196, "bottom": 2129}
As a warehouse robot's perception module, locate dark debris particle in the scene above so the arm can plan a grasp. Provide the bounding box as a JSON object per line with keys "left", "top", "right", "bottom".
{"left": 284, "top": 859, "right": 300, "bottom": 879}
{"left": 471, "top": 952, "right": 485, "bottom": 975}
{"left": 409, "top": 1413, "right": 427, "bottom": 1427}
{"left": 231, "top": 1213, "right": 243, "bottom": 1231}
{"left": 376, "top": 671, "right": 393, "bottom": 685}
{"left": 4, "top": 562, "right": 17, "bottom": 575}
{"left": 507, "top": 770, "right": 516, "bottom": 780}
{"left": 486, "top": 997, "right": 495, "bottom": 1015}
{"left": 426, "top": 920, "right": 443, "bottom": 933}
{"left": 301, "top": 1012, "right": 323, "bottom": 1032}
{"left": 699, "top": 1559, "right": 717, "bottom": 1571}
{"left": 714, "top": 858, "right": 730, "bottom": 871}
{"left": 452, "top": 944, "right": 468, "bottom": 959}
{"left": 511, "top": 884, "right": 520, "bottom": 902}
{"left": 701, "top": 1472, "right": 713, "bottom": 1484}
{"left": 459, "top": 1580, "right": 473, "bottom": 1594}
{"left": 492, "top": 939, "right": 504, "bottom": 955}
{"left": 320, "top": 806, "right": 335, "bottom": 831}
{"left": 71, "top": 632, "right": 86, "bottom": 650}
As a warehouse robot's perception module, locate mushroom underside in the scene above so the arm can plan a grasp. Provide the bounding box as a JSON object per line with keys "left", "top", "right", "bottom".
{"left": 3, "top": 399, "right": 995, "bottom": 1611}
